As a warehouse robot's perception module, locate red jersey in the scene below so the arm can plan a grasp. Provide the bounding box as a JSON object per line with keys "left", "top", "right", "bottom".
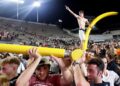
{"left": 29, "top": 74, "right": 61, "bottom": 86}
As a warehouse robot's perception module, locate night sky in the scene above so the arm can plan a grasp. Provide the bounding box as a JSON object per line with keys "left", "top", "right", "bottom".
{"left": 0, "top": 0, "right": 120, "bottom": 33}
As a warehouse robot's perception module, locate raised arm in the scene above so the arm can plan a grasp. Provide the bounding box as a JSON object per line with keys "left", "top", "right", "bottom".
{"left": 51, "top": 55, "right": 73, "bottom": 85}
{"left": 72, "top": 52, "right": 90, "bottom": 86}
{"left": 65, "top": 5, "right": 79, "bottom": 18}
{"left": 16, "top": 48, "right": 42, "bottom": 86}
{"left": 72, "top": 64, "right": 90, "bottom": 86}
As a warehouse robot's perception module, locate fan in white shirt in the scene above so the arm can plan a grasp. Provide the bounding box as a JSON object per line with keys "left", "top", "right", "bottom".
{"left": 101, "top": 57, "right": 120, "bottom": 86}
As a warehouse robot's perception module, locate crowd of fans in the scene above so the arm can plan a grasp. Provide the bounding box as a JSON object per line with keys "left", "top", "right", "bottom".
{"left": 0, "top": 30, "right": 18, "bottom": 41}
{"left": 0, "top": 18, "right": 120, "bottom": 86}
{"left": 0, "top": 38, "right": 120, "bottom": 86}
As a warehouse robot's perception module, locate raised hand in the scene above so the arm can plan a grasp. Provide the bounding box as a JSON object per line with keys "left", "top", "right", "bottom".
{"left": 65, "top": 5, "right": 70, "bottom": 10}
{"left": 51, "top": 55, "right": 66, "bottom": 70}
{"left": 75, "top": 51, "right": 86, "bottom": 64}
{"left": 28, "top": 47, "right": 42, "bottom": 59}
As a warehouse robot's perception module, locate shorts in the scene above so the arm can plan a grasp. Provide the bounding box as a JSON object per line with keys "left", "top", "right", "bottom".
{"left": 79, "top": 29, "right": 85, "bottom": 41}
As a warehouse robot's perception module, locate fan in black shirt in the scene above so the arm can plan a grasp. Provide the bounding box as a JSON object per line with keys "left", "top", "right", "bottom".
{"left": 10, "top": 74, "right": 20, "bottom": 86}
{"left": 72, "top": 58, "right": 110, "bottom": 86}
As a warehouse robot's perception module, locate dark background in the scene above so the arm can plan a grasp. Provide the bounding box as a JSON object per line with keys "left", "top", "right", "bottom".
{"left": 0, "top": 0, "right": 120, "bottom": 33}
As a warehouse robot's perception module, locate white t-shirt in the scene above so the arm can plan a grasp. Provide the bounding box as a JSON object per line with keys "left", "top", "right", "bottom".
{"left": 17, "top": 62, "right": 25, "bottom": 74}
{"left": 102, "top": 70, "right": 120, "bottom": 86}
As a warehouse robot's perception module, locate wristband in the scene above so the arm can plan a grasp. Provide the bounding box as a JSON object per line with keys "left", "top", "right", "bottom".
{"left": 72, "top": 61, "right": 80, "bottom": 66}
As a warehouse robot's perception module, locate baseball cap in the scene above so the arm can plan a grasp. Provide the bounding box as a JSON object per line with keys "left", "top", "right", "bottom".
{"left": 37, "top": 58, "right": 50, "bottom": 69}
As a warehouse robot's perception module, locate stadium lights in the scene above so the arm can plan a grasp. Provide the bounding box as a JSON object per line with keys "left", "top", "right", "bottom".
{"left": 32, "top": 0, "right": 41, "bottom": 22}
{"left": 10, "top": 0, "right": 24, "bottom": 19}
{"left": 32, "top": 1, "right": 41, "bottom": 8}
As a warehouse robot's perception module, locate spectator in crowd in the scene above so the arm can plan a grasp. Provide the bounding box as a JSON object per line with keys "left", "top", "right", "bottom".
{"left": 72, "top": 58, "right": 110, "bottom": 86}
{"left": 106, "top": 53, "right": 120, "bottom": 76}
{"left": 100, "top": 56, "right": 120, "bottom": 86}
{"left": 0, "top": 30, "right": 17, "bottom": 41}
{"left": 16, "top": 47, "right": 71, "bottom": 86}
{"left": 1, "top": 56, "right": 20, "bottom": 86}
